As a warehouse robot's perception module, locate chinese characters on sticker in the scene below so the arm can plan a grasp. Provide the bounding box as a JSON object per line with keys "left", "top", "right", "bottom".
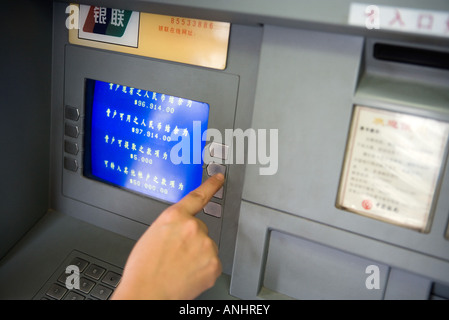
{"left": 337, "top": 105, "right": 449, "bottom": 232}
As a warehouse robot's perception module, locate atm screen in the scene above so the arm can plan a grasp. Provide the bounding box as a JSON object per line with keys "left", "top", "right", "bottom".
{"left": 83, "top": 79, "right": 210, "bottom": 203}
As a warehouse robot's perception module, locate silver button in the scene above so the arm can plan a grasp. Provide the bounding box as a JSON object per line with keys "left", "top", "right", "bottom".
{"left": 203, "top": 202, "right": 222, "bottom": 218}
{"left": 206, "top": 163, "right": 226, "bottom": 177}
{"left": 209, "top": 142, "right": 229, "bottom": 160}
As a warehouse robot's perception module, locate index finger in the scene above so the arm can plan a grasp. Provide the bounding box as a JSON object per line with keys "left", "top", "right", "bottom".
{"left": 171, "top": 173, "right": 225, "bottom": 216}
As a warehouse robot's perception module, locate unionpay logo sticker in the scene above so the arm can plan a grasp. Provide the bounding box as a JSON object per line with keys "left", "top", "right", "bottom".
{"left": 78, "top": 5, "right": 140, "bottom": 47}
{"left": 83, "top": 7, "right": 132, "bottom": 37}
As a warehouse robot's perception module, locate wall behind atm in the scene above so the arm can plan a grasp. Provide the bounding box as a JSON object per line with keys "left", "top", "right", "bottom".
{"left": 0, "top": 1, "right": 53, "bottom": 259}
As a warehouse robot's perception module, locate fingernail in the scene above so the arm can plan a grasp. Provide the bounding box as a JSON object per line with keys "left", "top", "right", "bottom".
{"left": 215, "top": 173, "right": 225, "bottom": 181}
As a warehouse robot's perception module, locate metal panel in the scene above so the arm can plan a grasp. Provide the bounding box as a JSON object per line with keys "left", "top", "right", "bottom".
{"left": 231, "top": 201, "right": 449, "bottom": 299}
{"left": 264, "top": 230, "right": 388, "bottom": 300}
{"left": 384, "top": 268, "right": 432, "bottom": 300}
{"left": 0, "top": 0, "right": 52, "bottom": 258}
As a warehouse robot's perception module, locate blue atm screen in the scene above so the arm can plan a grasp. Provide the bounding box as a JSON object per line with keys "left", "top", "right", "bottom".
{"left": 84, "top": 79, "right": 209, "bottom": 203}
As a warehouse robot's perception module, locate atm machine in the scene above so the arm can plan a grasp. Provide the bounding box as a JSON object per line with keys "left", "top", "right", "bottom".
{"left": 1, "top": 0, "right": 449, "bottom": 300}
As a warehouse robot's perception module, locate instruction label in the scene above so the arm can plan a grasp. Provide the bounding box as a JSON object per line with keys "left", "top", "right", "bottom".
{"left": 337, "top": 106, "right": 449, "bottom": 232}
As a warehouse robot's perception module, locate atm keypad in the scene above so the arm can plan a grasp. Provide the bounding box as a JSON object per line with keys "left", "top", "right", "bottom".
{"left": 34, "top": 250, "right": 123, "bottom": 300}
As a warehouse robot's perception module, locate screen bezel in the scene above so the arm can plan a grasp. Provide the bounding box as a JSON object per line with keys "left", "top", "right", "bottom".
{"left": 62, "top": 45, "right": 239, "bottom": 231}
{"left": 83, "top": 78, "right": 95, "bottom": 182}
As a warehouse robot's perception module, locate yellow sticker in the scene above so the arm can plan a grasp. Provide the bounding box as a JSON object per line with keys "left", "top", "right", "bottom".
{"left": 68, "top": 4, "right": 231, "bottom": 70}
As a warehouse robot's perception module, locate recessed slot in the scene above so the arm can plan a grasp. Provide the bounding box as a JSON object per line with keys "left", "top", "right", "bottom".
{"left": 373, "top": 43, "right": 449, "bottom": 70}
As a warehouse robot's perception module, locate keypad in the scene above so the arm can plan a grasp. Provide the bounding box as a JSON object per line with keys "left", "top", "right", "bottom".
{"left": 34, "top": 250, "right": 123, "bottom": 300}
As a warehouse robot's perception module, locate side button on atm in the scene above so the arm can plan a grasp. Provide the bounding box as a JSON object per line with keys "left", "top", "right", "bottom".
{"left": 64, "top": 123, "right": 80, "bottom": 138}
{"left": 206, "top": 163, "right": 226, "bottom": 176}
{"left": 206, "top": 163, "right": 226, "bottom": 199}
{"left": 65, "top": 105, "right": 80, "bottom": 121}
{"left": 64, "top": 157, "right": 78, "bottom": 172}
{"left": 203, "top": 202, "right": 222, "bottom": 218}
{"left": 64, "top": 140, "right": 79, "bottom": 155}
{"left": 209, "top": 142, "right": 229, "bottom": 160}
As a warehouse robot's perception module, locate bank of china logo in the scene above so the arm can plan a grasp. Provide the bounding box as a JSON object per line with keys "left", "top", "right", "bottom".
{"left": 83, "top": 6, "right": 132, "bottom": 37}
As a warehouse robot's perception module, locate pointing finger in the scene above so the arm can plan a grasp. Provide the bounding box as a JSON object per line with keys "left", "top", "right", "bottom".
{"left": 171, "top": 173, "right": 225, "bottom": 216}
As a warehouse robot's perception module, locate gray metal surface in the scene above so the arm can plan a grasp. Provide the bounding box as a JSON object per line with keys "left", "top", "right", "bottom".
{"left": 231, "top": 201, "right": 449, "bottom": 299}
{"left": 0, "top": 1, "right": 52, "bottom": 259}
{"left": 0, "top": 210, "right": 135, "bottom": 299}
{"left": 240, "top": 24, "right": 449, "bottom": 259}
{"left": 263, "top": 230, "right": 389, "bottom": 300}
{"left": 231, "top": 24, "right": 449, "bottom": 299}
{"left": 384, "top": 268, "right": 432, "bottom": 300}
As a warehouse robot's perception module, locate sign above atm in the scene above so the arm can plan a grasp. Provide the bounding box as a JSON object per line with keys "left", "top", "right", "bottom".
{"left": 67, "top": 4, "right": 231, "bottom": 70}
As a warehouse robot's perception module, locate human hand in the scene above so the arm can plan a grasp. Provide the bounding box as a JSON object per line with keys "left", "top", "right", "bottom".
{"left": 111, "top": 173, "right": 225, "bottom": 300}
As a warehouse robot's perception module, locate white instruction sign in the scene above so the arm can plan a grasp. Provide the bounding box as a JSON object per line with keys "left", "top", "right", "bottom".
{"left": 337, "top": 106, "right": 449, "bottom": 232}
